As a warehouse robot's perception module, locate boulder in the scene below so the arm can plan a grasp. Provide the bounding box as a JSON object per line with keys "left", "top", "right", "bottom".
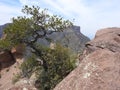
{"left": 85, "top": 27, "right": 120, "bottom": 53}
{"left": 0, "top": 50, "right": 15, "bottom": 69}
{"left": 54, "top": 28, "right": 120, "bottom": 90}
{"left": 0, "top": 44, "right": 25, "bottom": 70}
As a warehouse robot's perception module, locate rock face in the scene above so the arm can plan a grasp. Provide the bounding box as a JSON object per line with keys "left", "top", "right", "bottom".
{"left": 0, "top": 50, "right": 15, "bottom": 70}
{"left": 55, "top": 26, "right": 90, "bottom": 52}
{"left": 0, "top": 44, "right": 24, "bottom": 70}
{"left": 54, "top": 27, "right": 120, "bottom": 90}
{"left": 85, "top": 27, "right": 120, "bottom": 53}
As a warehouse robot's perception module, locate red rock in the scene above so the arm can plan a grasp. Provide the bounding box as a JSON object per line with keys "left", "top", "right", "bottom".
{"left": 0, "top": 50, "right": 15, "bottom": 69}
{"left": 54, "top": 28, "right": 120, "bottom": 90}
{"left": 0, "top": 43, "right": 25, "bottom": 70}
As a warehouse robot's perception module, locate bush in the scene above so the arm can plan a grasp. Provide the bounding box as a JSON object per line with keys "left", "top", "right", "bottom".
{"left": 0, "top": 74, "right": 1, "bottom": 78}
{"left": 12, "top": 74, "right": 21, "bottom": 84}
{"left": 20, "top": 55, "right": 39, "bottom": 78}
{"left": 20, "top": 44, "right": 76, "bottom": 90}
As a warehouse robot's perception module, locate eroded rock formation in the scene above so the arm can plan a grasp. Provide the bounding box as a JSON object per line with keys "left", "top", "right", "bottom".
{"left": 54, "top": 27, "right": 120, "bottom": 90}
{"left": 0, "top": 50, "right": 15, "bottom": 70}
{"left": 0, "top": 44, "right": 24, "bottom": 70}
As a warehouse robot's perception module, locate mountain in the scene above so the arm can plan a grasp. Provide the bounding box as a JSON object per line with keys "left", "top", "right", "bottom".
{"left": 54, "top": 27, "right": 120, "bottom": 90}
{"left": 0, "top": 23, "right": 9, "bottom": 38}
{"left": 0, "top": 24, "right": 90, "bottom": 53}
{"left": 38, "top": 26, "right": 90, "bottom": 53}
{"left": 0, "top": 25, "right": 4, "bottom": 38}
{"left": 51, "top": 26, "right": 90, "bottom": 52}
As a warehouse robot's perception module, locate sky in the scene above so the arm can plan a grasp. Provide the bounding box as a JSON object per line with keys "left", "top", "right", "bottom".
{"left": 0, "top": 0, "right": 120, "bottom": 39}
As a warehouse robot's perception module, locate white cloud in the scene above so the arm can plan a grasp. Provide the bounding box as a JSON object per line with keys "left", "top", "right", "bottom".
{"left": 40, "top": 0, "right": 120, "bottom": 39}
{"left": 19, "top": 0, "right": 27, "bottom": 5}
{"left": 40, "top": 0, "right": 95, "bottom": 38}
{"left": 1, "top": 0, "right": 120, "bottom": 38}
{"left": 19, "top": 0, "right": 42, "bottom": 6}
{"left": 0, "top": 2, "right": 22, "bottom": 25}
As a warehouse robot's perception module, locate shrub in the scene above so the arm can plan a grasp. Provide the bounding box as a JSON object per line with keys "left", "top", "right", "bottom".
{"left": 0, "top": 74, "right": 1, "bottom": 78}
{"left": 12, "top": 74, "right": 21, "bottom": 84}
{"left": 20, "top": 55, "right": 39, "bottom": 78}
{"left": 20, "top": 44, "right": 76, "bottom": 90}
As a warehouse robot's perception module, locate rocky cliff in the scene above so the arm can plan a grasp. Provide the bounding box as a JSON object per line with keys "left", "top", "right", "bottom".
{"left": 54, "top": 27, "right": 120, "bottom": 90}
{"left": 52, "top": 26, "right": 90, "bottom": 53}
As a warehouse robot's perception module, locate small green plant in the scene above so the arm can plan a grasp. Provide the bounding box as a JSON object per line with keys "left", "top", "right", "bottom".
{"left": 14, "top": 66, "right": 16, "bottom": 68}
{"left": 0, "top": 74, "right": 1, "bottom": 78}
{"left": 12, "top": 74, "right": 21, "bottom": 84}
{"left": 6, "top": 69, "right": 9, "bottom": 72}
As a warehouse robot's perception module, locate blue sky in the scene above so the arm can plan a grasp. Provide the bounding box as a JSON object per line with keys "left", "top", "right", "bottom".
{"left": 0, "top": 0, "right": 120, "bottom": 39}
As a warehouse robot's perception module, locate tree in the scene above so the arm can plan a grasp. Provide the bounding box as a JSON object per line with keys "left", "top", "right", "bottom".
{"left": 20, "top": 44, "right": 76, "bottom": 90}
{"left": 0, "top": 5, "right": 76, "bottom": 90}
{"left": 0, "top": 5, "right": 73, "bottom": 71}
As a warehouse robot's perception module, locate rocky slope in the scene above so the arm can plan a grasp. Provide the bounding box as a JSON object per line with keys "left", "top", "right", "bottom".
{"left": 54, "top": 27, "right": 120, "bottom": 90}
{"left": 0, "top": 45, "right": 37, "bottom": 90}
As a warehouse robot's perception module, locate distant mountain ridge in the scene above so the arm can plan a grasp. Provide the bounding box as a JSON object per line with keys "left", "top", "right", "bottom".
{"left": 49, "top": 26, "right": 90, "bottom": 52}
{"left": 0, "top": 25, "right": 4, "bottom": 38}
{"left": 35, "top": 25, "right": 90, "bottom": 53}
{"left": 0, "top": 24, "right": 90, "bottom": 53}
{"left": 0, "top": 23, "right": 10, "bottom": 38}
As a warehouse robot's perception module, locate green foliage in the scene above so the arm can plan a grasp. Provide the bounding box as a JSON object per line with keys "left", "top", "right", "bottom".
{"left": 20, "top": 55, "right": 39, "bottom": 78}
{"left": 20, "top": 44, "right": 76, "bottom": 90}
{"left": 38, "top": 44, "right": 76, "bottom": 90}
{"left": 0, "top": 39, "right": 13, "bottom": 50}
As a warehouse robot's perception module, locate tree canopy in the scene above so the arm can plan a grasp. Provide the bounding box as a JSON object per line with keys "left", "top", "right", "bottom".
{"left": 0, "top": 5, "right": 73, "bottom": 69}
{"left": 0, "top": 5, "right": 72, "bottom": 50}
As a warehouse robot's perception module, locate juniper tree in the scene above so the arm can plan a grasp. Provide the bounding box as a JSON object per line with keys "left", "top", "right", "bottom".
{"left": 0, "top": 5, "right": 73, "bottom": 71}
